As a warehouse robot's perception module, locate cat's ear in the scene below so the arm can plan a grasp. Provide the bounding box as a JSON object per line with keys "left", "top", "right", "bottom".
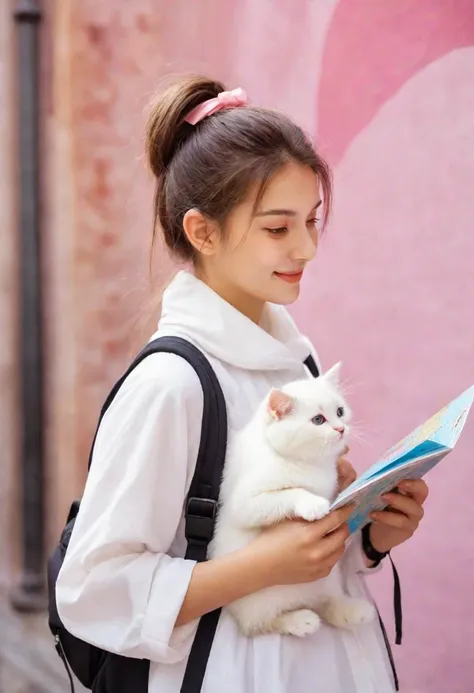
{"left": 324, "top": 362, "right": 342, "bottom": 386}
{"left": 268, "top": 389, "right": 295, "bottom": 420}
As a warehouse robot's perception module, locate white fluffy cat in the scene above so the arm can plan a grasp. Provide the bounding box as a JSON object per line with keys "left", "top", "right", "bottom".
{"left": 210, "top": 363, "right": 375, "bottom": 637}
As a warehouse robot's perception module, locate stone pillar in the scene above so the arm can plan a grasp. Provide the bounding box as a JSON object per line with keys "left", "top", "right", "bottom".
{"left": 0, "top": 0, "right": 20, "bottom": 587}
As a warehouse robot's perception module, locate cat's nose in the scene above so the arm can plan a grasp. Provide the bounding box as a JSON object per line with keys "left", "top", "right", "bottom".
{"left": 334, "top": 426, "right": 345, "bottom": 436}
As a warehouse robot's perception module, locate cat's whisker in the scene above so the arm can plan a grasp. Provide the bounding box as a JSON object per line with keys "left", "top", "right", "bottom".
{"left": 349, "top": 420, "right": 372, "bottom": 433}
{"left": 350, "top": 430, "right": 374, "bottom": 445}
{"left": 339, "top": 372, "right": 361, "bottom": 383}
{"left": 347, "top": 424, "right": 376, "bottom": 448}
{"left": 339, "top": 374, "right": 366, "bottom": 392}
{"left": 350, "top": 420, "right": 385, "bottom": 439}
{"left": 338, "top": 378, "right": 357, "bottom": 390}
{"left": 350, "top": 420, "right": 376, "bottom": 430}
{"left": 338, "top": 386, "right": 357, "bottom": 398}
{"left": 348, "top": 433, "right": 372, "bottom": 449}
{"left": 350, "top": 414, "right": 389, "bottom": 434}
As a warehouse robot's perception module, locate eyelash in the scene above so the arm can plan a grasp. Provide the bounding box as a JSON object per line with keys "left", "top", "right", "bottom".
{"left": 265, "top": 218, "right": 321, "bottom": 236}
{"left": 265, "top": 227, "right": 288, "bottom": 235}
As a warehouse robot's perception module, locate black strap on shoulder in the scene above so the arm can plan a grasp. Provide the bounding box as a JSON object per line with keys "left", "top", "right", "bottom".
{"left": 89, "top": 335, "right": 227, "bottom": 559}
{"left": 88, "top": 337, "right": 227, "bottom": 693}
{"left": 303, "top": 353, "right": 319, "bottom": 378}
{"left": 88, "top": 336, "right": 226, "bottom": 481}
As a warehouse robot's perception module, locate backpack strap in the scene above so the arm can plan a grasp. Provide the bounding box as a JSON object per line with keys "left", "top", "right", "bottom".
{"left": 88, "top": 337, "right": 227, "bottom": 693}
{"left": 303, "top": 353, "right": 320, "bottom": 378}
{"left": 88, "top": 336, "right": 226, "bottom": 560}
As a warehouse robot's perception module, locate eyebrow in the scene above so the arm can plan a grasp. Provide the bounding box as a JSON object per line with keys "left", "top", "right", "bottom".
{"left": 255, "top": 200, "right": 322, "bottom": 217}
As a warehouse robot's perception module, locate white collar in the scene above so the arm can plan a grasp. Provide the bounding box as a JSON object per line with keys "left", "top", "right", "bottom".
{"left": 156, "top": 271, "right": 311, "bottom": 371}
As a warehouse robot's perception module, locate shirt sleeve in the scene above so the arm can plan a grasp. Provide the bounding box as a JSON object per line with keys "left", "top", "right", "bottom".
{"left": 56, "top": 351, "right": 205, "bottom": 664}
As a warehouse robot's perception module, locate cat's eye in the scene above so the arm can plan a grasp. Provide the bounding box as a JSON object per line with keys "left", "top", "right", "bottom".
{"left": 312, "top": 414, "right": 326, "bottom": 425}
{"left": 336, "top": 407, "right": 344, "bottom": 418}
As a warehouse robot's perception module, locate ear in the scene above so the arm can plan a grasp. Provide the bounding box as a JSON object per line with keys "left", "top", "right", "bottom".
{"left": 268, "top": 389, "right": 295, "bottom": 420}
{"left": 182, "top": 208, "right": 219, "bottom": 256}
{"left": 324, "top": 362, "right": 342, "bottom": 386}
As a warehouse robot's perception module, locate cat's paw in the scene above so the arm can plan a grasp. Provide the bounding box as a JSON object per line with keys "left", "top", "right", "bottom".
{"left": 293, "top": 495, "right": 330, "bottom": 522}
{"left": 272, "top": 609, "right": 322, "bottom": 637}
{"left": 319, "top": 597, "right": 376, "bottom": 629}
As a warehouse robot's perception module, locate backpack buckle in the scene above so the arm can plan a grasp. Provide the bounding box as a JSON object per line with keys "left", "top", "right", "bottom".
{"left": 185, "top": 497, "right": 217, "bottom": 544}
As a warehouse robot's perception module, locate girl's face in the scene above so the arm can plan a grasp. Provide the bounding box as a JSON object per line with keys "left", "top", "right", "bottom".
{"left": 194, "top": 162, "right": 322, "bottom": 322}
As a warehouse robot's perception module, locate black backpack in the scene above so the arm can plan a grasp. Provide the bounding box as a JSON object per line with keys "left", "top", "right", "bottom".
{"left": 48, "top": 337, "right": 229, "bottom": 693}
{"left": 48, "top": 337, "right": 400, "bottom": 693}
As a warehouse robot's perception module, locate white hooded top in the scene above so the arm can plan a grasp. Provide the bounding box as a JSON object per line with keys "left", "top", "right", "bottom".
{"left": 56, "top": 270, "right": 397, "bottom": 693}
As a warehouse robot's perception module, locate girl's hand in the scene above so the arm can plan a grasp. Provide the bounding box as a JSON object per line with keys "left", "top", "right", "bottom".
{"left": 369, "top": 479, "right": 429, "bottom": 554}
{"left": 176, "top": 504, "right": 353, "bottom": 626}
{"left": 250, "top": 505, "right": 354, "bottom": 587}
{"left": 337, "top": 448, "right": 357, "bottom": 492}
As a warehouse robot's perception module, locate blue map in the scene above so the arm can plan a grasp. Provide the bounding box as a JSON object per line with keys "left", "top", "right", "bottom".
{"left": 331, "top": 385, "right": 474, "bottom": 533}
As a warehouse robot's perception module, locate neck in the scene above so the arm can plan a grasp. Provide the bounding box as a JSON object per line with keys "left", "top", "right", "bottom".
{"left": 194, "top": 269, "right": 265, "bottom": 324}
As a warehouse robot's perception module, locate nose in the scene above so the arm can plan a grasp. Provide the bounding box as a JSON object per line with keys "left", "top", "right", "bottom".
{"left": 334, "top": 426, "right": 345, "bottom": 436}
{"left": 291, "top": 226, "right": 317, "bottom": 263}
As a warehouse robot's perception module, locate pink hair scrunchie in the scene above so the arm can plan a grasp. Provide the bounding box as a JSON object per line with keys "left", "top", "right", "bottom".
{"left": 183, "top": 87, "right": 248, "bottom": 125}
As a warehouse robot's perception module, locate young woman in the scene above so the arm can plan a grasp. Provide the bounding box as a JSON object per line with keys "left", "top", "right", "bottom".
{"left": 56, "top": 76, "right": 428, "bottom": 693}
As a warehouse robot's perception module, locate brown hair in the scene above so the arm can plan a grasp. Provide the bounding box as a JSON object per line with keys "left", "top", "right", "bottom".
{"left": 145, "top": 75, "right": 332, "bottom": 262}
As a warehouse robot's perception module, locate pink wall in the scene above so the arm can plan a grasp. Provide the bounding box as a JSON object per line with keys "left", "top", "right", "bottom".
{"left": 147, "top": 2, "right": 474, "bottom": 690}
{"left": 11, "top": 1, "right": 470, "bottom": 689}
{"left": 292, "top": 3, "right": 474, "bottom": 691}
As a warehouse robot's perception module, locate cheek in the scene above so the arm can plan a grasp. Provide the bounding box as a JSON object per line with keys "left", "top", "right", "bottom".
{"left": 312, "top": 423, "right": 342, "bottom": 444}
{"left": 308, "top": 225, "right": 319, "bottom": 248}
{"left": 234, "top": 237, "right": 287, "bottom": 278}
{"left": 301, "top": 422, "right": 330, "bottom": 444}
{"left": 250, "top": 238, "right": 292, "bottom": 275}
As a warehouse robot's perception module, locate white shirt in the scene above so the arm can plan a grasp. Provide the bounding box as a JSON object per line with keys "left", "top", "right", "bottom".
{"left": 56, "top": 270, "right": 397, "bottom": 693}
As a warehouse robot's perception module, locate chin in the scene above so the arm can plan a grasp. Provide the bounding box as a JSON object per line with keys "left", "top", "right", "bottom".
{"left": 268, "top": 283, "right": 301, "bottom": 306}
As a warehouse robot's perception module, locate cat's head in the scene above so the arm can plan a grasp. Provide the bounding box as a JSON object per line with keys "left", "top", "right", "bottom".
{"left": 263, "top": 363, "right": 351, "bottom": 462}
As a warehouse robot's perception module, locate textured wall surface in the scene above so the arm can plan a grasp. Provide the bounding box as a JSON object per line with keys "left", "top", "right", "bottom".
{"left": 1, "top": 1, "right": 473, "bottom": 691}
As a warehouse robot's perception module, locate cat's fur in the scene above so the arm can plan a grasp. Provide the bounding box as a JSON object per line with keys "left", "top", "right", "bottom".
{"left": 210, "top": 363, "right": 375, "bottom": 637}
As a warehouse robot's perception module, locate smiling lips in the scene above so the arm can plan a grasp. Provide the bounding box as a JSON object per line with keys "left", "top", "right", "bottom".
{"left": 274, "top": 270, "right": 304, "bottom": 283}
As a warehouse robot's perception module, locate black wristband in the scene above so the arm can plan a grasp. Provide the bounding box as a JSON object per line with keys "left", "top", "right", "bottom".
{"left": 361, "top": 522, "right": 389, "bottom": 566}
